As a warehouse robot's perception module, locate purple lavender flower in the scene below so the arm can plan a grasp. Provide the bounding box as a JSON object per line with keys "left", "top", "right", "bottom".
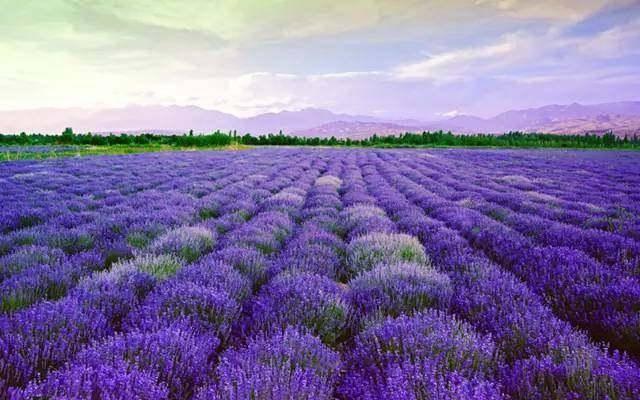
{"left": 46, "top": 227, "right": 95, "bottom": 254}
{"left": 149, "top": 226, "right": 215, "bottom": 262}
{"left": 223, "top": 211, "right": 293, "bottom": 255}
{"left": 176, "top": 256, "right": 252, "bottom": 302}
{"left": 0, "top": 298, "right": 110, "bottom": 395}
{"left": 18, "top": 355, "right": 169, "bottom": 400}
{"left": 349, "top": 262, "right": 452, "bottom": 324}
{"left": 501, "top": 346, "right": 640, "bottom": 400}
{"left": 0, "top": 245, "right": 65, "bottom": 282}
{"left": 1, "top": 264, "right": 71, "bottom": 313}
{"left": 118, "top": 253, "right": 184, "bottom": 280}
{"left": 3, "top": 148, "right": 640, "bottom": 400}
{"left": 340, "top": 204, "right": 396, "bottom": 239}
{"left": 340, "top": 358, "right": 504, "bottom": 400}
{"left": 75, "top": 326, "right": 219, "bottom": 399}
{"left": 200, "top": 327, "right": 340, "bottom": 400}
{"left": 244, "top": 272, "right": 351, "bottom": 346}
{"left": 125, "top": 279, "right": 240, "bottom": 340}
{"left": 343, "top": 310, "right": 499, "bottom": 386}
{"left": 214, "top": 245, "right": 270, "bottom": 288}
{"left": 72, "top": 262, "right": 156, "bottom": 329}
{"left": 346, "top": 233, "right": 428, "bottom": 279}
{"left": 314, "top": 175, "right": 342, "bottom": 188}
{"left": 274, "top": 242, "right": 343, "bottom": 279}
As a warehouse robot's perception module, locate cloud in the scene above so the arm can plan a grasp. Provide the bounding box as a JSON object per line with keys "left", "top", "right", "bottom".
{"left": 72, "top": 0, "right": 426, "bottom": 42}
{"left": 473, "top": 0, "right": 627, "bottom": 21}
{"left": 392, "top": 36, "right": 522, "bottom": 81}
{"left": 576, "top": 17, "right": 640, "bottom": 58}
{"left": 391, "top": 14, "right": 640, "bottom": 84}
{"left": 0, "top": 0, "right": 638, "bottom": 119}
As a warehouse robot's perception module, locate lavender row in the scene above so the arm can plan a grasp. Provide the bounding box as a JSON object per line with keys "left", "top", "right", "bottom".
{"left": 2, "top": 152, "right": 310, "bottom": 398}
{"left": 364, "top": 151, "right": 640, "bottom": 399}
{"left": 384, "top": 151, "right": 640, "bottom": 356}
{"left": 402, "top": 153, "right": 640, "bottom": 270}
{"left": 0, "top": 153, "right": 271, "bottom": 313}
{"left": 199, "top": 160, "right": 348, "bottom": 399}
{"left": 1, "top": 148, "right": 639, "bottom": 400}
{"left": 408, "top": 150, "right": 640, "bottom": 238}
{"left": 327, "top": 153, "right": 506, "bottom": 399}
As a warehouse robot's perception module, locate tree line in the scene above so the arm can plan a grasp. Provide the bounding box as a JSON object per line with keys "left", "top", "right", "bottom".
{"left": 1, "top": 128, "right": 639, "bottom": 149}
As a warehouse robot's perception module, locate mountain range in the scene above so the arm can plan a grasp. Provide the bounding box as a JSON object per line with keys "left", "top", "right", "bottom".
{"left": 1, "top": 101, "right": 639, "bottom": 138}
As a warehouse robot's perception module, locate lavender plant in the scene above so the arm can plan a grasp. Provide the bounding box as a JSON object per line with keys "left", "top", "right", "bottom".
{"left": 149, "top": 226, "right": 215, "bottom": 262}
{"left": 346, "top": 232, "right": 428, "bottom": 278}
{"left": 348, "top": 261, "right": 452, "bottom": 324}
{"left": 201, "top": 327, "right": 340, "bottom": 400}
{"left": 243, "top": 272, "right": 351, "bottom": 346}
{"left": 1, "top": 148, "right": 640, "bottom": 399}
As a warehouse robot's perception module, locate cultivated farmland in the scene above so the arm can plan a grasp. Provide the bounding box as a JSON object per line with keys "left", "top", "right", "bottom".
{"left": 1, "top": 148, "right": 639, "bottom": 399}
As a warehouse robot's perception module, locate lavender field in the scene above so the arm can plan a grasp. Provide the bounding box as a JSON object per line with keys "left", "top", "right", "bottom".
{"left": 1, "top": 148, "right": 639, "bottom": 399}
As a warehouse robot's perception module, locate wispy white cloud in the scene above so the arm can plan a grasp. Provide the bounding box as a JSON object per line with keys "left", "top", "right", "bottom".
{"left": 576, "top": 17, "right": 640, "bottom": 58}
{"left": 392, "top": 36, "right": 522, "bottom": 81}
{"left": 0, "top": 0, "right": 638, "bottom": 118}
{"left": 390, "top": 16, "right": 640, "bottom": 84}
{"left": 473, "top": 0, "right": 631, "bottom": 21}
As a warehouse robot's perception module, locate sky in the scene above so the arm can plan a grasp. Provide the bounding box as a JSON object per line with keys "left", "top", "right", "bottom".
{"left": 1, "top": 0, "right": 639, "bottom": 119}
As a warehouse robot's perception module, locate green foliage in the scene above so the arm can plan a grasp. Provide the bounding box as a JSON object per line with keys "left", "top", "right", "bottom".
{"left": 1, "top": 129, "right": 638, "bottom": 150}
{"left": 121, "top": 254, "right": 184, "bottom": 280}
{"left": 60, "top": 127, "right": 74, "bottom": 144}
{"left": 239, "top": 130, "right": 640, "bottom": 148}
{"left": 0, "top": 130, "right": 234, "bottom": 147}
{"left": 126, "top": 231, "right": 152, "bottom": 249}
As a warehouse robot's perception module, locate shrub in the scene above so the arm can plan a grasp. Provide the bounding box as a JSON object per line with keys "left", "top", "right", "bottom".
{"left": 349, "top": 262, "right": 452, "bottom": 324}
{"left": 176, "top": 256, "right": 252, "bottom": 302}
{"left": 305, "top": 194, "right": 342, "bottom": 210}
{"left": 47, "top": 228, "right": 95, "bottom": 254}
{"left": 149, "top": 226, "right": 215, "bottom": 262}
{"left": 120, "top": 253, "right": 184, "bottom": 281}
{"left": 244, "top": 273, "right": 351, "bottom": 346}
{"left": 0, "top": 246, "right": 65, "bottom": 282}
{"left": 18, "top": 356, "right": 168, "bottom": 400}
{"left": 215, "top": 245, "right": 270, "bottom": 288}
{"left": 292, "top": 223, "right": 345, "bottom": 249}
{"left": 343, "top": 310, "right": 498, "bottom": 385}
{"left": 125, "top": 222, "right": 166, "bottom": 249}
{"left": 1, "top": 264, "right": 72, "bottom": 313}
{"left": 340, "top": 358, "right": 504, "bottom": 400}
{"left": 126, "top": 280, "right": 240, "bottom": 340}
{"left": 346, "top": 233, "right": 427, "bottom": 278}
{"left": 0, "top": 299, "right": 110, "bottom": 395}
{"left": 209, "top": 211, "right": 248, "bottom": 234}
{"left": 199, "top": 327, "right": 340, "bottom": 400}
{"left": 275, "top": 243, "right": 343, "bottom": 279}
{"left": 501, "top": 345, "right": 640, "bottom": 400}
{"left": 261, "top": 191, "right": 305, "bottom": 214}
{"left": 78, "top": 326, "right": 218, "bottom": 399}
{"left": 341, "top": 203, "right": 386, "bottom": 221}
{"left": 126, "top": 231, "right": 153, "bottom": 249}
{"left": 315, "top": 175, "right": 342, "bottom": 188}
{"left": 340, "top": 204, "right": 396, "bottom": 238}
{"left": 223, "top": 211, "right": 293, "bottom": 255}
{"left": 73, "top": 263, "right": 156, "bottom": 329}
{"left": 301, "top": 208, "right": 342, "bottom": 233}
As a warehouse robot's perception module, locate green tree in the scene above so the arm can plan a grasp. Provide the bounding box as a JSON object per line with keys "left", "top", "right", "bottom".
{"left": 60, "top": 127, "right": 74, "bottom": 144}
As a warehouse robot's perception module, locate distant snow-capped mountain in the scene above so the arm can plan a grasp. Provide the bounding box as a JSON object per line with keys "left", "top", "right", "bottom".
{"left": 1, "top": 101, "right": 639, "bottom": 137}
{"left": 437, "top": 101, "right": 640, "bottom": 135}
{"left": 0, "top": 106, "right": 386, "bottom": 135}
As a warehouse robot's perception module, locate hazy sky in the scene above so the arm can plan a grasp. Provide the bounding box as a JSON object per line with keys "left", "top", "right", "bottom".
{"left": 1, "top": 0, "right": 639, "bottom": 118}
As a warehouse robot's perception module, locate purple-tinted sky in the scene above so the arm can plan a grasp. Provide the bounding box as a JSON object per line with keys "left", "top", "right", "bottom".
{"left": 1, "top": 0, "right": 639, "bottom": 118}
